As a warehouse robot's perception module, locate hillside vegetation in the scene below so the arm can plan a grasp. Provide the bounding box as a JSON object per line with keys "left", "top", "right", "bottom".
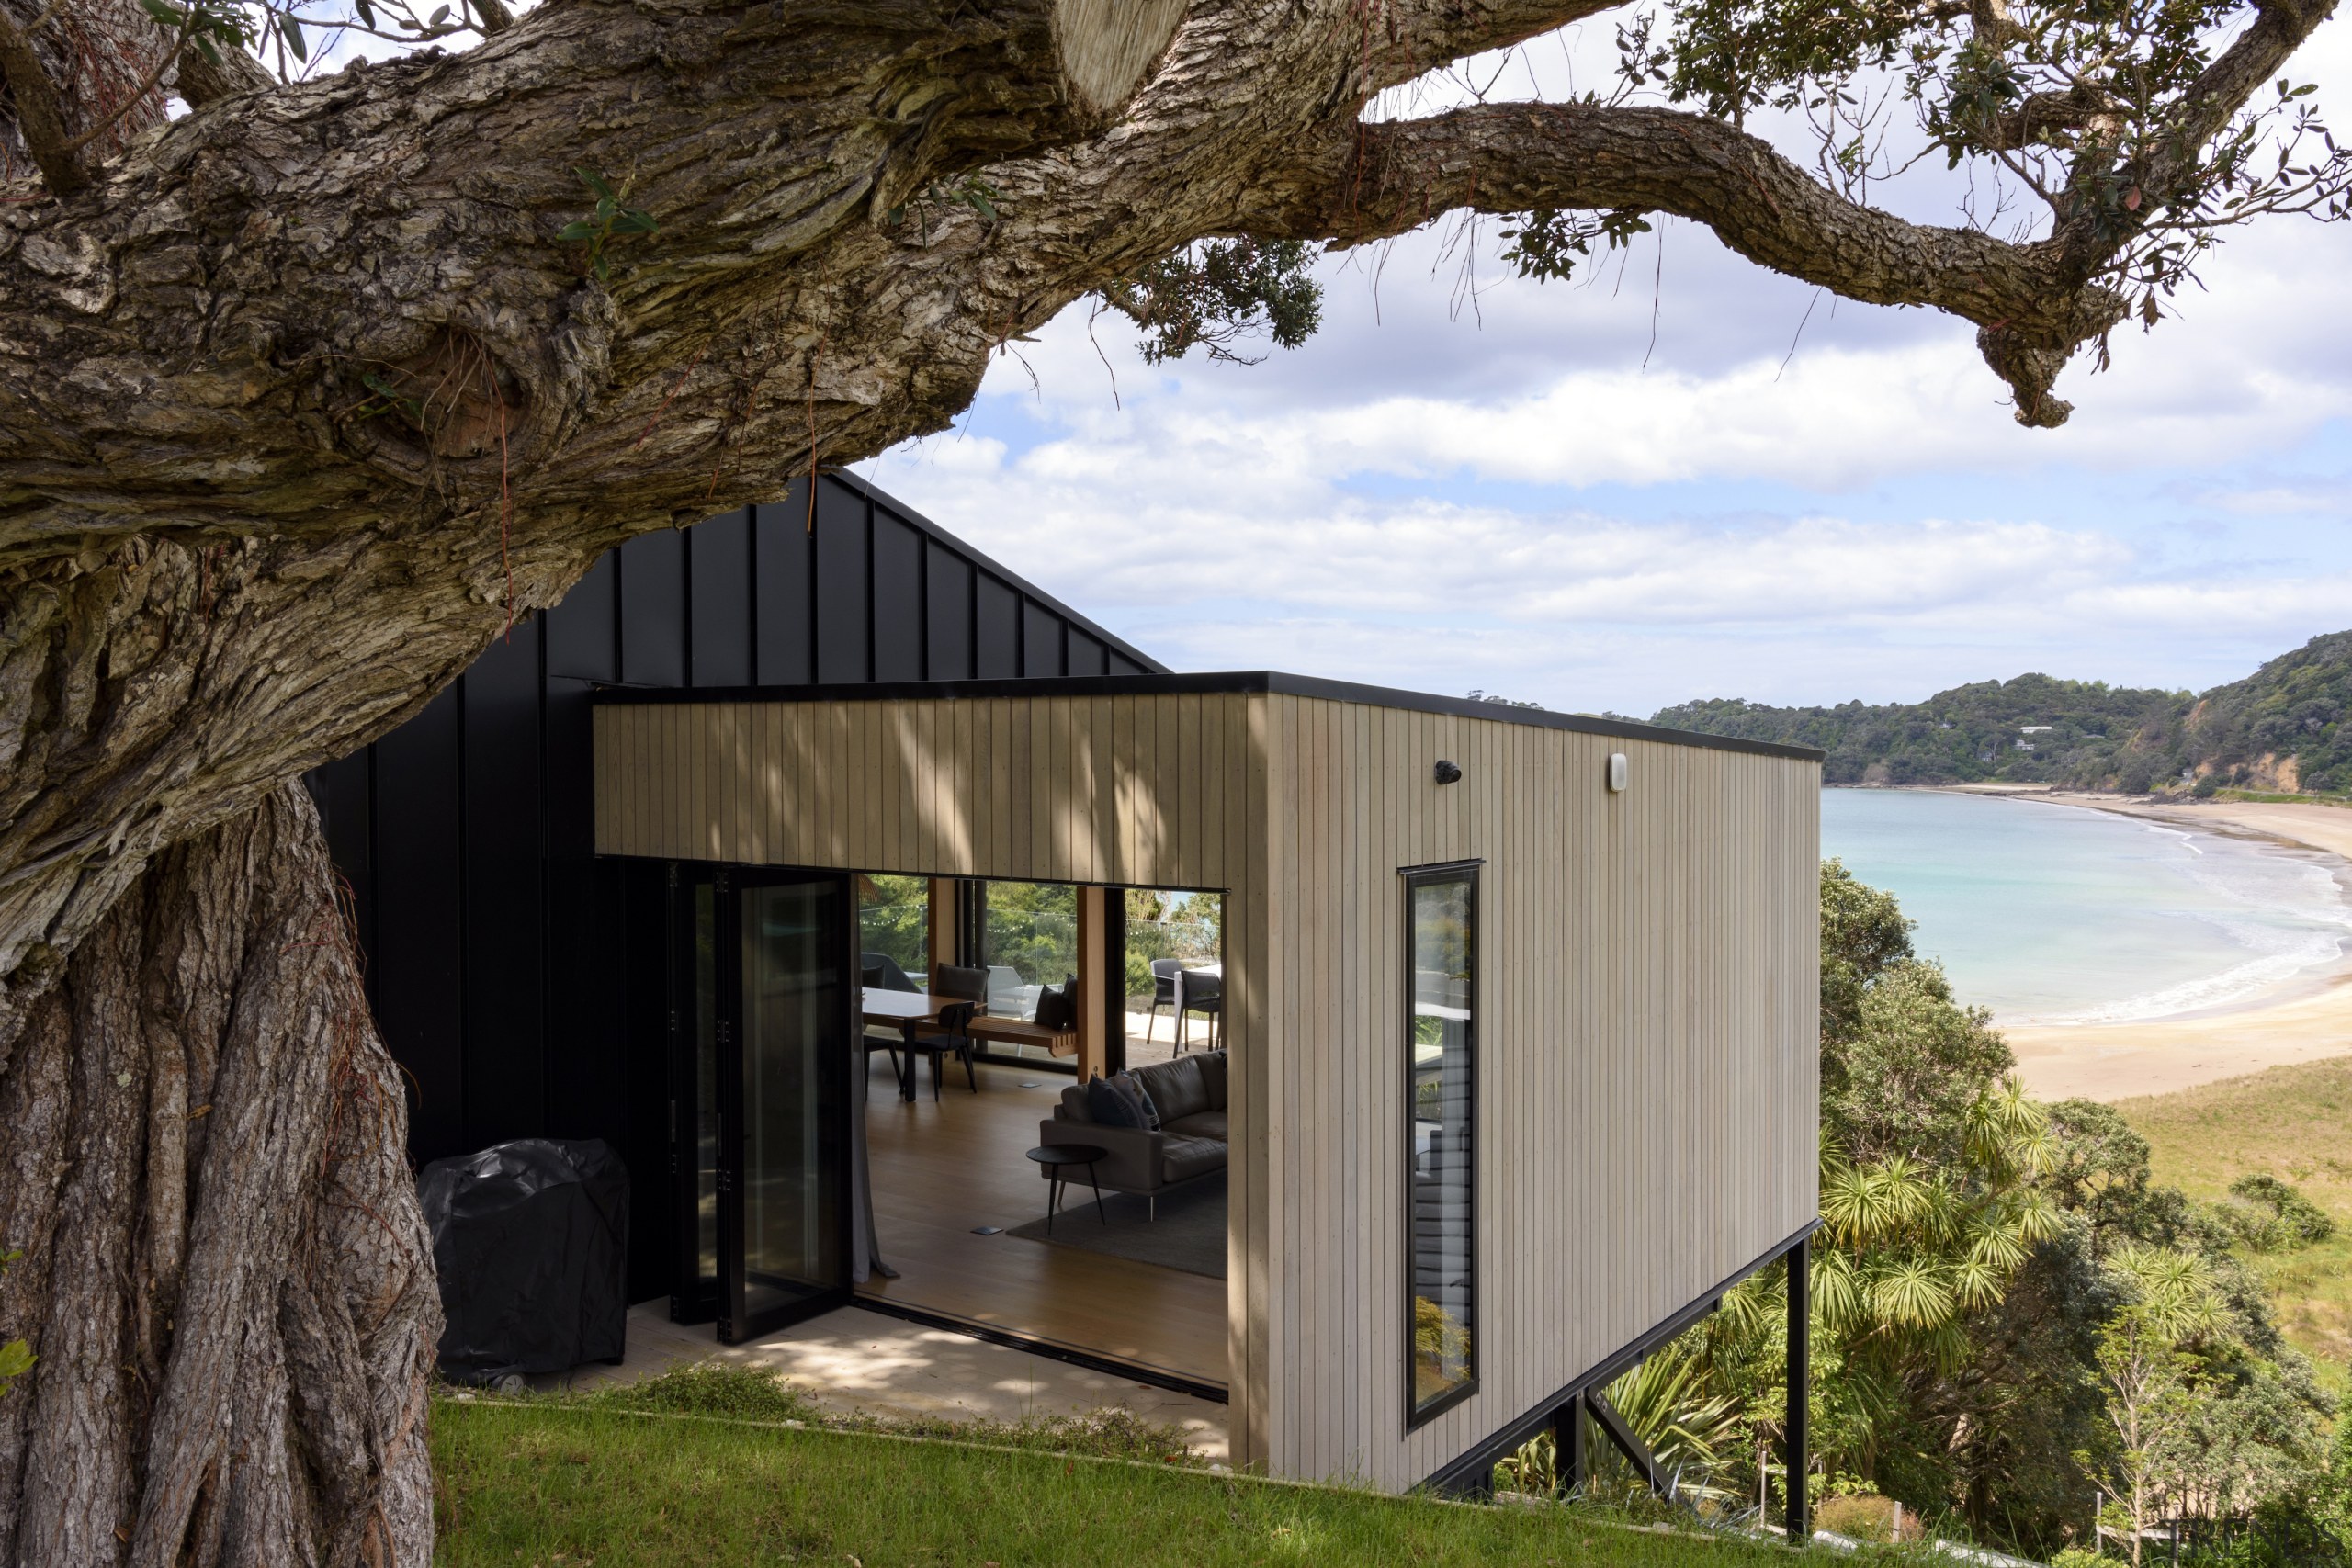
{"left": 2118, "top": 1058, "right": 2352, "bottom": 1393}
{"left": 1651, "top": 631, "right": 2352, "bottom": 795}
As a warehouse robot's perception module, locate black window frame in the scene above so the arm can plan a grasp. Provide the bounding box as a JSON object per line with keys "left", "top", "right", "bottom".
{"left": 1402, "top": 859, "right": 1480, "bottom": 1428}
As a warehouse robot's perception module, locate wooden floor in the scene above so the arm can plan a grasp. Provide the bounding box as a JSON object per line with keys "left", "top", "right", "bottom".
{"left": 857, "top": 1052, "right": 1228, "bottom": 1390}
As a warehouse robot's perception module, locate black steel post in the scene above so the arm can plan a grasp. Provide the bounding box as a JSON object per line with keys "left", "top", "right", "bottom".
{"left": 1786, "top": 1235, "right": 1811, "bottom": 1542}
{"left": 1550, "top": 1391, "right": 1588, "bottom": 1495}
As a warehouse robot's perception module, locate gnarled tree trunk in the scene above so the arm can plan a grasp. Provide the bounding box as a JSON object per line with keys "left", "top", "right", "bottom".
{"left": 0, "top": 784, "right": 435, "bottom": 1567}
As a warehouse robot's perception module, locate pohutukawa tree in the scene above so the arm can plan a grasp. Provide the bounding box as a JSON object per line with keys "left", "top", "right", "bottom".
{"left": 0, "top": 0, "right": 2341, "bottom": 1554}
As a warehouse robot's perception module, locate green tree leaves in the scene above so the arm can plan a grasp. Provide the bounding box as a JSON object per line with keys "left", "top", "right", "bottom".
{"left": 1099, "top": 240, "right": 1323, "bottom": 367}
{"left": 559, "top": 168, "right": 659, "bottom": 283}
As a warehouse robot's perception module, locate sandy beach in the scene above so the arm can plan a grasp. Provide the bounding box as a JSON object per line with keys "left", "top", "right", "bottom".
{"left": 1940, "top": 788, "right": 2352, "bottom": 1102}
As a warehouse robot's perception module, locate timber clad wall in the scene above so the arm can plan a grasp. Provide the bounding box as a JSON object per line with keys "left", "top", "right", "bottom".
{"left": 593, "top": 683, "right": 1818, "bottom": 1487}
{"left": 306, "top": 473, "right": 1156, "bottom": 1300}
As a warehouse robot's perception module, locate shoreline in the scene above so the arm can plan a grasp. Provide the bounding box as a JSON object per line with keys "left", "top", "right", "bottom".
{"left": 1884, "top": 785, "right": 2352, "bottom": 1102}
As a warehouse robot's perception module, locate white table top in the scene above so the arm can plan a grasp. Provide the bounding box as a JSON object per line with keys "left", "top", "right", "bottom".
{"left": 860, "top": 987, "right": 944, "bottom": 1021}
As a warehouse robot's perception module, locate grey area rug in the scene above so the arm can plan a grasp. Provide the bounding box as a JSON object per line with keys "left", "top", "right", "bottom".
{"left": 1005, "top": 1169, "right": 1226, "bottom": 1279}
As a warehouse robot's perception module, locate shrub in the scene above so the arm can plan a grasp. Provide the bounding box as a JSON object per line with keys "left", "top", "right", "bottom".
{"left": 2223, "top": 1173, "right": 2335, "bottom": 1250}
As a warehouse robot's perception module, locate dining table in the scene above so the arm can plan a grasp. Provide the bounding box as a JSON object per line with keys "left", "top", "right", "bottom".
{"left": 859, "top": 987, "right": 975, "bottom": 1101}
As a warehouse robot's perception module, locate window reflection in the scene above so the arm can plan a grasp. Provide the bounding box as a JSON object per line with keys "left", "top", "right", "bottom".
{"left": 1408, "top": 867, "right": 1476, "bottom": 1419}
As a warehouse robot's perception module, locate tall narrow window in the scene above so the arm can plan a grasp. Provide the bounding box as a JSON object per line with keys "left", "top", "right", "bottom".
{"left": 1406, "top": 863, "right": 1477, "bottom": 1423}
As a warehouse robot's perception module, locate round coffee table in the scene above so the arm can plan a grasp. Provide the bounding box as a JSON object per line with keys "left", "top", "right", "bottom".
{"left": 1026, "top": 1144, "right": 1109, "bottom": 1234}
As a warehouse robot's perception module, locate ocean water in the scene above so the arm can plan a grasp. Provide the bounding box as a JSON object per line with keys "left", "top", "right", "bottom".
{"left": 1820, "top": 790, "right": 2352, "bottom": 1024}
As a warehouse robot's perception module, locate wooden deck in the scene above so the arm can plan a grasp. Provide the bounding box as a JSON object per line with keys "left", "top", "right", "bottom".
{"left": 857, "top": 1053, "right": 1228, "bottom": 1391}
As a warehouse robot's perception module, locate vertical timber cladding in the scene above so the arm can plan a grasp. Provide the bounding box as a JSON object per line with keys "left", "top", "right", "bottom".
{"left": 591, "top": 683, "right": 1817, "bottom": 1486}
{"left": 592, "top": 690, "right": 1278, "bottom": 1465}
{"left": 1258, "top": 694, "right": 1818, "bottom": 1488}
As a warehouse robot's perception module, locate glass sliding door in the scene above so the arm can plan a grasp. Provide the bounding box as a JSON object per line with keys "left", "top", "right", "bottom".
{"left": 718, "top": 869, "right": 852, "bottom": 1343}
{"left": 1405, "top": 863, "right": 1477, "bottom": 1425}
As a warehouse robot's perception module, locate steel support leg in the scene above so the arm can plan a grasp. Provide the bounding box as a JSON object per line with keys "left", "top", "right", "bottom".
{"left": 1787, "top": 1234, "right": 1812, "bottom": 1542}
{"left": 1549, "top": 1390, "right": 1589, "bottom": 1494}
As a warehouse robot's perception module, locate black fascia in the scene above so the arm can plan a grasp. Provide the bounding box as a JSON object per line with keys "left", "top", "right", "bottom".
{"left": 821, "top": 469, "right": 1166, "bottom": 676}
{"left": 589, "top": 671, "right": 1826, "bottom": 765}
{"left": 1419, "top": 1216, "right": 1824, "bottom": 1495}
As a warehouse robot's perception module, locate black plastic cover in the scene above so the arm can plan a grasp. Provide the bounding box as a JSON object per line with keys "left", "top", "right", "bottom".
{"left": 419, "top": 1138, "right": 629, "bottom": 1382}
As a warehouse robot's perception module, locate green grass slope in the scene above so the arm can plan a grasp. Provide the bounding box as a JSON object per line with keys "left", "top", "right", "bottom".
{"left": 431, "top": 1398, "right": 1802, "bottom": 1567}
{"left": 2115, "top": 1055, "right": 2352, "bottom": 1391}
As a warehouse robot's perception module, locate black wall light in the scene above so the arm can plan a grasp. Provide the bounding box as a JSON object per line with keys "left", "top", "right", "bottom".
{"left": 1433, "top": 760, "right": 1463, "bottom": 784}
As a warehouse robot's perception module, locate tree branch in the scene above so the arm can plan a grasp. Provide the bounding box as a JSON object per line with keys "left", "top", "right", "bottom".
{"left": 1267, "top": 101, "right": 2130, "bottom": 424}
{"left": 1374, "top": 0, "right": 1623, "bottom": 95}
{"left": 174, "top": 36, "right": 272, "bottom": 107}
{"left": 0, "top": 1, "right": 85, "bottom": 195}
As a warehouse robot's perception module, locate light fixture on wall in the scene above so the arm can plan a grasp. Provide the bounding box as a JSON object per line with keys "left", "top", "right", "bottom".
{"left": 1607, "top": 753, "right": 1628, "bottom": 793}
{"left": 1433, "top": 760, "right": 1463, "bottom": 784}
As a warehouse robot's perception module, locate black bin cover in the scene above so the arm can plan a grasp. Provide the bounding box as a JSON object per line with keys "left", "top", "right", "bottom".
{"left": 419, "top": 1138, "right": 628, "bottom": 1382}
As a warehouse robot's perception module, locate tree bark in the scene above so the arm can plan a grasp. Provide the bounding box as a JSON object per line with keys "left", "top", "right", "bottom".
{"left": 0, "top": 783, "right": 438, "bottom": 1568}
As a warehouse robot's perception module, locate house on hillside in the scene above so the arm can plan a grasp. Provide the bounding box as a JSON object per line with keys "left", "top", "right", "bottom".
{"left": 311, "top": 473, "right": 1824, "bottom": 1496}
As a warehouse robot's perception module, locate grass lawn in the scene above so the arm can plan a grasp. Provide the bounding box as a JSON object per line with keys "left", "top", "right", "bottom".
{"left": 2116, "top": 1055, "right": 2352, "bottom": 1391}
{"left": 430, "top": 1396, "right": 1805, "bottom": 1566}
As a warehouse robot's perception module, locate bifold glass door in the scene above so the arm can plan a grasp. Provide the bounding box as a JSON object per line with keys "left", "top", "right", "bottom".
{"left": 675, "top": 867, "right": 853, "bottom": 1344}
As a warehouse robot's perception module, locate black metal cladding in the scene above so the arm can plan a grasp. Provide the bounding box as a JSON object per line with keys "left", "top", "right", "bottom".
{"left": 306, "top": 471, "right": 1160, "bottom": 1301}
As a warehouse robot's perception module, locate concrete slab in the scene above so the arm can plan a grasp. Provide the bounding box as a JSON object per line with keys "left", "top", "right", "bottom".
{"left": 537, "top": 1301, "right": 1230, "bottom": 1463}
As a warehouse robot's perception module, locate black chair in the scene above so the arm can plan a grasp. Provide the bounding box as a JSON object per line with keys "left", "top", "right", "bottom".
{"left": 903, "top": 1001, "right": 978, "bottom": 1100}
{"left": 1175, "top": 968, "right": 1222, "bottom": 1053}
{"left": 1145, "top": 958, "right": 1182, "bottom": 1043}
{"left": 862, "top": 952, "right": 919, "bottom": 992}
{"left": 931, "top": 964, "right": 988, "bottom": 1003}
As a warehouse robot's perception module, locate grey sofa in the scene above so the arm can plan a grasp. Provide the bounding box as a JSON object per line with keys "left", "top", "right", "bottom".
{"left": 1039, "top": 1050, "right": 1227, "bottom": 1213}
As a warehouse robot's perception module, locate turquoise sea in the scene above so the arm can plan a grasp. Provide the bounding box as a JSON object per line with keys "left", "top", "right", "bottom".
{"left": 1819, "top": 790, "right": 2352, "bottom": 1024}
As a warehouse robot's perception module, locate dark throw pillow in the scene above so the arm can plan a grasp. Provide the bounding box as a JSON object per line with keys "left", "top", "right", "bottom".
{"left": 1034, "top": 981, "right": 1076, "bottom": 1032}
{"left": 1081, "top": 1072, "right": 1160, "bottom": 1131}
{"left": 1083, "top": 1074, "right": 1148, "bottom": 1129}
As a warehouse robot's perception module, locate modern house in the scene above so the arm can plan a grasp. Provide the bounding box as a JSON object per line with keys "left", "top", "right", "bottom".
{"left": 314, "top": 474, "right": 1824, "bottom": 1495}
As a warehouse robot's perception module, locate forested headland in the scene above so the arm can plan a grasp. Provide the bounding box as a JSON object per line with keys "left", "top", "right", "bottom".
{"left": 1649, "top": 631, "right": 2352, "bottom": 796}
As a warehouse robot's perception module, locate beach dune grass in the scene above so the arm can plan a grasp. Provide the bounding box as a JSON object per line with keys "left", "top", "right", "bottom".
{"left": 2117, "top": 1055, "right": 2352, "bottom": 1388}
{"left": 430, "top": 1396, "right": 1804, "bottom": 1566}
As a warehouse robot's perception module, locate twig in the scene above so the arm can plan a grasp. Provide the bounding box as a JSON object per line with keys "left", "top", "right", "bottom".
{"left": 1776, "top": 290, "right": 1823, "bottom": 382}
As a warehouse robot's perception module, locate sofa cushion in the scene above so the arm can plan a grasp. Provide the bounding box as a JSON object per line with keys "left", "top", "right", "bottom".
{"left": 1136, "top": 1055, "right": 1208, "bottom": 1122}
{"left": 1056, "top": 1085, "right": 1094, "bottom": 1123}
{"left": 1193, "top": 1049, "right": 1227, "bottom": 1109}
{"left": 1083, "top": 1074, "right": 1156, "bottom": 1129}
{"left": 1161, "top": 1135, "right": 1226, "bottom": 1183}
{"left": 1161, "top": 1110, "right": 1227, "bottom": 1141}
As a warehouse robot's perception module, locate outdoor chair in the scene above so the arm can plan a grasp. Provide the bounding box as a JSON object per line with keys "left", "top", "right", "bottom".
{"left": 862, "top": 952, "right": 919, "bottom": 992}
{"left": 1175, "top": 968, "right": 1222, "bottom": 1053}
{"left": 903, "top": 1002, "right": 979, "bottom": 1100}
{"left": 1145, "top": 958, "right": 1182, "bottom": 1042}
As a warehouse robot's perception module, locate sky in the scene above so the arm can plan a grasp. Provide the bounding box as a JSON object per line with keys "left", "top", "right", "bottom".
{"left": 854, "top": 19, "right": 2352, "bottom": 719}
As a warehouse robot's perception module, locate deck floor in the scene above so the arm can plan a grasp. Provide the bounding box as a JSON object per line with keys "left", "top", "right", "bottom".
{"left": 856, "top": 1051, "right": 1228, "bottom": 1391}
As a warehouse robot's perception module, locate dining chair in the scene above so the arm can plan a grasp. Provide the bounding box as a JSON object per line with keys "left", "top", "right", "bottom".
{"left": 1175, "top": 967, "right": 1222, "bottom": 1053}
{"left": 1146, "top": 958, "right": 1182, "bottom": 1043}
{"left": 904, "top": 1002, "right": 978, "bottom": 1100}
